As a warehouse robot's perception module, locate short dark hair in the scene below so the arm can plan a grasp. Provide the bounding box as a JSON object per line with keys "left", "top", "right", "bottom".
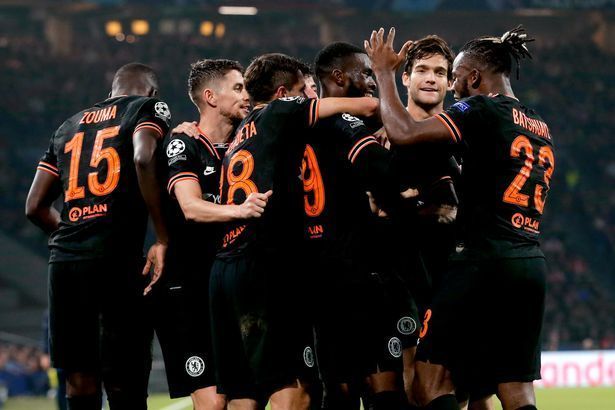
{"left": 314, "top": 42, "right": 365, "bottom": 80}
{"left": 403, "top": 35, "right": 455, "bottom": 81}
{"left": 459, "top": 25, "right": 534, "bottom": 79}
{"left": 112, "top": 62, "right": 158, "bottom": 90}
{"left": 244, "top": 53, "right": 306, "bottom": 103}
{"left": 188, "top": 59, "right": 243, "bottom": 105}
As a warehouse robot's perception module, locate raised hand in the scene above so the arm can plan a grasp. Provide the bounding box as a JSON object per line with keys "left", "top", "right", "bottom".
{"left": 364, "top": 27, "right": 413, "bottom": 73}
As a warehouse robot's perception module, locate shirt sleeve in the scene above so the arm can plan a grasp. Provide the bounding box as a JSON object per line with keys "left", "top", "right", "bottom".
{"left": 163, "top": 134, "right": 201, "bottom": 195}
{"left": 271, "top": 97, "right": 320, "bottom": 129}
{"left": 134, "top": 98, "right": 172, "bottom": 140}
{"left": 436, "top": 95, "right": 490, "bottom": 146}
{"left": 328, "top": 114, "right": 403, "bottom": 215}
{"left": 37, "top": 133, "right": 60, "bottom": 178}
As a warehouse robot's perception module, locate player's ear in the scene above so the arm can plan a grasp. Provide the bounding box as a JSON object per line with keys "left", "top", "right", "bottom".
{"left": 447, "top": 78, "right": 453, "bottom": 91}
{"left": 470, "top": 69, "right": 481, "bottom": 89}
{"left": 401, "top": 71, "right": 411, "bottom": 87}
{"left": 203, "top": 88, "right": 216, "bottom": 107}
{"left": 332, "top": 69, "right": 345, "bottom": 87}
{"left": 148, "top": 88, "right": 158, "bottom": 97}
{"left": 273, "top": 85, "right": 288, "bottom": 99}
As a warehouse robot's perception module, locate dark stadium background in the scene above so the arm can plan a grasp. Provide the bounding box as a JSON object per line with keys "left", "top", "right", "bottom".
{"left": 0, "top": 0, "right": 614, "bottom": 406}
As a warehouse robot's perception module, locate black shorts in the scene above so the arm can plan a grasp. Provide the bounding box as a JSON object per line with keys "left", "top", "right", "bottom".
{"left": 48, "top": 257, "right": 153, "bottom": 394}
{"left": 151, "top": 271, "right": 214, "bottom": 398}
{"left": 312, "top": 253, "right": 419, "bottom": 384}
{"left": 209, "top": 253, "right": 316, "bottom": 400}
{"left": 415, "top": 257, "right": 547, "bottom": 392}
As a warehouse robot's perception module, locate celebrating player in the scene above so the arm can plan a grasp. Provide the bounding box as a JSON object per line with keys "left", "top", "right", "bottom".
{"left": 153, "top": 59, "right": 272, "bottom": 410}
{"left": 366, "top": 26, "right": 554, "bottom": 410}
{"left": 209, "top": 52, "right": 378, "bottom": 409}
{"left": 308, "top": 42, "right": 414, "bottom": 409}
{"left": 25, "top": 63, "right": 170, "bottom": 410}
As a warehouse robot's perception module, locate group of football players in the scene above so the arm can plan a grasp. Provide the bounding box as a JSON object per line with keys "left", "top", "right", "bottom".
{"left": 26, "top": 25, "right": 554, "bottom": 410}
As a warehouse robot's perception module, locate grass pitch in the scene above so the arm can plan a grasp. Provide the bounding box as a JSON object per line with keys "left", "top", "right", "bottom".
{"left": 3, "top": 387, "right": 614, "bottom": 409}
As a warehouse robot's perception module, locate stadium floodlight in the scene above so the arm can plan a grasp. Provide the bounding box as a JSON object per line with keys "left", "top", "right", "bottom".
{"left": 131, "top": 19, "right": 149, "bottom": 36}
{"left": 105, "top": 20, "right": 122, "bottom": 37}
{"left": 200, "top": 21, "right": 214, "bottom": 36}
{"left": 218, "top": 6, "right": 258, "bottom": 15}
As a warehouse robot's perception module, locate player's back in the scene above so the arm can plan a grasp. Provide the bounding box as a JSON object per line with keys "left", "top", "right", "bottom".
{"left": 217, "top": 96, "right": 319, "bottom": 258}
{"left": 440, "top": 94, "right": 555, "bottom": 259}
{"left": 303, "top": 113, "right": 377, "bottom": 262}
{"left": 39, "top": 95, "right": 170, "bottom": 261}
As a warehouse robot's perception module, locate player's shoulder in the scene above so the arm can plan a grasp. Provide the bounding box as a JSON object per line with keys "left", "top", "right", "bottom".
{"left": 448, "top": 94, "right": 491, "bottom": 113}
{"left": 268, "top": 96, "right": 312, "bottom": 112}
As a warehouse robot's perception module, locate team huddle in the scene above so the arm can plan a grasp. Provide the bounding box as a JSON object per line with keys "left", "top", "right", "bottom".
{"left": 26, "top": 25, "right": 554, "bottom": 410}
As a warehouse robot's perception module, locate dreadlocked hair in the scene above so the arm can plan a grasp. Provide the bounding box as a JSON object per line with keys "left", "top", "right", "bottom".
{"left": 459, "top": 25, "right": 534, "bottom": 79}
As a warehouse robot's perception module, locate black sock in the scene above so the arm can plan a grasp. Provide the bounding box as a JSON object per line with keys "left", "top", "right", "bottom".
{"left": 424, "top": 394, "right": 458, "bottom": 410}
{"left": 370, "top": 391, "right": 406, "bottom": 410}
{"left": 516, "top": 406, "right": 537, "bottom": 410}
{"left": 67, "top": 393, "right": 102, "bottom": 410}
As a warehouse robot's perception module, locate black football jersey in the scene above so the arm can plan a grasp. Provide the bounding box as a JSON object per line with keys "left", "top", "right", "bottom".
{"left": 302, "top": 113, "right": 380, "bottom": 243}
{"left": 37, "top": 96, "right": 171, "bottom": 262}
{"left": 162, "top": 131, "right": 227, "bottom": 280}
{"left": 217, "top": 96, "right": 320, "bottom": 258}
{"left": 436, "top": 94, "right": 555, "bottom": 258}
{"left": 303, "top": 113, "right": 406, "bottom": 276}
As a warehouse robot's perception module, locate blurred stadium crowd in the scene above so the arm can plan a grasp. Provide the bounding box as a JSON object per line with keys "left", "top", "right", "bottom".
{"left": 0, "top": 4, "right": 614, "bottom": 398}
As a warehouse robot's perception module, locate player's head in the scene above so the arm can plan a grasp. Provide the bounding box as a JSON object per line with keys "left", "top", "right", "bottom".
{"left": 244, "top": 53, "right": 314, "bottom": 104}
{"left": 111, "top": 63, "right": 159, "bottom": 98}
{"left": 402, "top": 35, "right": 453, "bottom": 109}
{"left": 452, "top": 25, "right": 534, "bottom": 99}
{"left": 188, "top": 59, "right": 249, "bottom": 121}
{"left": 304, "top": 74, "right": 318, "bottom": 98}
{"left": 314, "top": 42, "right": 376, "bottom": 98}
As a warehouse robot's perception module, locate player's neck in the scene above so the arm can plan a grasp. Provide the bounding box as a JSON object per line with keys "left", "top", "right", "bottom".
{"left": 406, "top": 101, "right": 443, "bottom": 120}
{"left": 198, "top": 112, "right": 234, "bottom": 143}
{"left": 483, "top": 75, "right": 517, "bottom": 100}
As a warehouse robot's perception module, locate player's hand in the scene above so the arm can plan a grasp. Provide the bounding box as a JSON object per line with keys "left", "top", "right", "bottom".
{"left": 171, "top": 121, "right": 199, "bottom": 138}
{"left": 142, "top": 241, "right": 167, "bottom": 295}
{"left": 236, "top": 190, "right": 273, "bottom": 219}
{"left": 367, "top": 191, "right": 389, "bottom": 218}
{"left": 364, "top": 27, "right": 413, "bottom": 73}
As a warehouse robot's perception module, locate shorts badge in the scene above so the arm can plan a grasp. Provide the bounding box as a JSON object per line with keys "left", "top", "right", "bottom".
{"left": 397, "top": 316, "right": 417, "bottom": 335}
{"left": 388, "top": 337, "right": 402, "bottom": 358}
{"left": 185, "top": 356, "right": 205, "bottom": 377}
{"left": 303, "top": 346, "right": 315, "bottom": 368}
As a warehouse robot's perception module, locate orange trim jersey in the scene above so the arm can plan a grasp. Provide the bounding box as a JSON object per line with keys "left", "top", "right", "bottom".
{"left": 38, "top": 96, "right": 171, "bottom": 262}
{"left": 217, "top": 96, "right": 320, "bottom": 258}
{"left": 302, "top": 113, "right": 400, "bottom": 244}
{"left": 438, "top": 95, "right": 555, "bottom": 259}
{"left": 162, "top": 131, "right": 228, "bottom": 280}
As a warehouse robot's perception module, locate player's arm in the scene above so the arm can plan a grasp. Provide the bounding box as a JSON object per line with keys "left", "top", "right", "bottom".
{"left": 318, "top": 97, "right": 379, "bottom": 119}
{"left": 25, "top": 170, "right": 61, "bottom": 234}
{"left": 173, "top": 180, "right": 272, "bottom": 223}
{"left": 134, "top": 127, "right": 169, "bottom": 294}
{"left": 365, "top": 27, "right": 453, "bottom": 145}
{"left": 134, "top": 128, "right": 168, "bottom": 245}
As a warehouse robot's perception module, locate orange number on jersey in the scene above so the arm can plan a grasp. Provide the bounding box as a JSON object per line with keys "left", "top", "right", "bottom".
{"left": 534, "top": 146, "right": 555, "bottom": 214}
{"left": 64, "top": 132, "right": 86, "bottom": 201}
{"left": 503, "top": 135, "right": 534, "bottom": 207}
{"left": 226, "top": 150, "right": 258, "bottom": 204}
{"left": 503, "top": 135, "right": 555, "bottom": 213}
{"left": 88, "top": 126, "right": 121, "bottom": 196}
{"left": 302, "top": 144, "right": 325, "bottom": 217}
{"left": 64, "top": 126, "right": 121, "bottom": 201}
{"left": 419, "top": 309, "right": 432, "bottom": 339}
